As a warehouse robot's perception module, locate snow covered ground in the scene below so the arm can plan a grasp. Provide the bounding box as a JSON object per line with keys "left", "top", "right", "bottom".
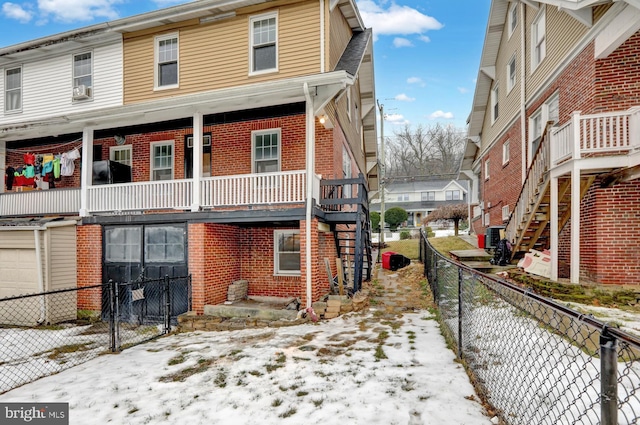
{"left": 0, "top": 308, "right": 492, "bottom": 425}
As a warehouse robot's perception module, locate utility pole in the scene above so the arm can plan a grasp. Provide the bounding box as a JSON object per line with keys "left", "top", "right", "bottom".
{"left": 377, "top": 100, "right": 385, "bottom": 262}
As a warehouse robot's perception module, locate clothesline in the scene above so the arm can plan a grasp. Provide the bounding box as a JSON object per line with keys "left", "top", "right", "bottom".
{"left": 6, "top": 139, "right": 83, "bottom": 154}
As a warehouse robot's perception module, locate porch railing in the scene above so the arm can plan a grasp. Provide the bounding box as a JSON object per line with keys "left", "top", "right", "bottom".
{"left": 1, "top": 170, "right": 314, "bottom": 216}
{"left": 0, "top": 188, "right": 80, "bottom": 216}
{"left": 200, "top": 170, "right": 306, "bottom": 207}
{"left": 88, "top": 179, "right": 193, "bottom": 212}
{"left": 551, "top": 108, "right": 640, "bottom": 166}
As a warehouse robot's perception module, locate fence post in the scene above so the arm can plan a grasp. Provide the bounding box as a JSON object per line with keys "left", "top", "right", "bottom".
{"left": 114, "top": 281, "right": 121, "bottom": 352}
{"left": 164, "top": 275, "right": 171, "bottom": 334}
{"left": 457, "top": 267, "right": 463, "bottom": 359}
{"left": 600, "top": 328, "right": 618, "bottom": 425}
{"left": 108, "top": 280, "right": 116, "bottom": 352}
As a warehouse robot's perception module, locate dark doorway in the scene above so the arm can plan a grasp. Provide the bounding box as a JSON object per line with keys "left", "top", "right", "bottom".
{"left": 184, "top": 134, "right": 212, "bottom": 178}
{"left": 103, "top": 223, "right": 189, "bottom": 322}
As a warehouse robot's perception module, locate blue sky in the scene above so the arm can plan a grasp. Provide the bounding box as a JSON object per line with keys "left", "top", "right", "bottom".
{"left": 0, "top": 0, "right": 490, "bottom": 131}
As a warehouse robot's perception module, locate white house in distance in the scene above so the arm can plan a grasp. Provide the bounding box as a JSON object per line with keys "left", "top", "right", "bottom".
{"left": 370, "top": 177, "right": 469, "bottom": 227}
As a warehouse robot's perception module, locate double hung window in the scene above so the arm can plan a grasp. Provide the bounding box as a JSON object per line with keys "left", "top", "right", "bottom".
{"left": 4, "top": 66, "right": 22, "bottom": 112}
{"left": 250, "top": 14, "right": 277, "bottom": 74}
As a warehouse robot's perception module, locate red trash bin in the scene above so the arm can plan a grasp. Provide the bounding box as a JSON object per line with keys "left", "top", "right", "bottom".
{"left": 382, "top": 251, "right": 396, "bottom": 270}
{"left": 477, "top": 234, "right": 485, "bottom": 249}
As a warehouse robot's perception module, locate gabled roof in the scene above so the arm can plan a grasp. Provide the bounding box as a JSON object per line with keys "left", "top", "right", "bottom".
{"left": 384, "top": 179, "right": 469, "bottom": 193}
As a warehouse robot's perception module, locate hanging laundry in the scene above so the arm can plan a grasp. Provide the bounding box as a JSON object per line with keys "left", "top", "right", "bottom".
{"left": 5, "top": 166, "right": 15, "bottom": 190}
{"left": 23, "top": 153, "right": 35, "bottom": 165}
{"left": 60, "top": 148, "right": 80, "bottom": 176}
{"left": 42, "top": 153, "right": 54, "bottom": 174}
{"left": 24, "top": 164, "right": 35, "bottom": 178}
{"left": 53, "top": 156, "right": 61, "bottom": 179}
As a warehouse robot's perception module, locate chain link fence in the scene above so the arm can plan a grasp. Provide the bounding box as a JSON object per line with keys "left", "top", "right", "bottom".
{"left": 419, "top": 230, "right": 640, "bottom": 425}
{"left": 0, "top": 275, "right": 191, "bottom": 394}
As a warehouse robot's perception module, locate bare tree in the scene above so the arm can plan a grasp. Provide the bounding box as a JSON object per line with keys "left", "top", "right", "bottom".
{"left": 384, "top": 123, "right": 465, "bottom": 177}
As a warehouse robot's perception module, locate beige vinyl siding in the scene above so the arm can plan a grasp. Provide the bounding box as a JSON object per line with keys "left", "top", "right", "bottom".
{"left": 124, "top": 1, "right": 321, "bottom": 104}
{"left": 593, "top": 4, "right": 612, "bottom": 23}
{"left": 47, "top": 226, "right": 77, "bottom": 291}
{"left": 329, "top": 6, "right": 352, "bottom": 70}
{"left": 525, "top": 4, "right": 589, "bottom": 98}
{"left": 480, "top": 4, "right": 523, "bottom": 147}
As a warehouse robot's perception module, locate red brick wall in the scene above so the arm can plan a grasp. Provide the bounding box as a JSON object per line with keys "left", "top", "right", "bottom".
{"left": 594, "top": 30, "right": 640, "bottom": 113}
{"left": 188, "top": 223, "right": 241, "bottom": 314}
{"left": 76, "top": 224, "right": 102, "bottom": 311}
{"left": 480, "top": 119, "right": 523, "bottom": 230}
{"left": 578, "top": 180, "right": 640, "bottom": 285}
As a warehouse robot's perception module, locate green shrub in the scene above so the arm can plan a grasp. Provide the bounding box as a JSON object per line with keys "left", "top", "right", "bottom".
{"left": 400, "top": 231, "right": 411, "bottom": 240}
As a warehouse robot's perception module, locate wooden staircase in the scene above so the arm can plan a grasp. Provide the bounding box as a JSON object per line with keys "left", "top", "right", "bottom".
{"left": 507, "top": 122, "right": 598, "bottom": 261}
{"left": 320, "top": 174, "right": 373, "bottom": 292}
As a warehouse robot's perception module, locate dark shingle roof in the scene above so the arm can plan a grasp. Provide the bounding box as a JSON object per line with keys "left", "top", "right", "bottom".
{"left": 335, "top": 28, "right": 372, "bottom": 76}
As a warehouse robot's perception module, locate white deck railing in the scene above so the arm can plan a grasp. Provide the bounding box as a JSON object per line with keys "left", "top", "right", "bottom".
{"left": 551, "top": 108, "right": 640, "bottom": 166}
{"left": 1, "top": 171, "right": 313, "bottom": 216}
{"left": 200, "top": 170, "right": 306, "bottom": 207}
{"left": 88, "top": 179, "right": 193, "bottom": 212}
{"left": 0, "top": 188, "right": 81, "bottom": 216}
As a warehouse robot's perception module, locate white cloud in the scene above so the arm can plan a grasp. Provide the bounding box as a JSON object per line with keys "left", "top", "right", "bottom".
{"left": 357, "top": 1, "right": 443, "bottom": 43}
{"left": 418, "top": 35, "right": 430, "bottom": 43}
{"left": 457, "top": 87, "right": 469, "bottom": 94}
{"left": 37, "top": 0, "right": 124, "bottom": 23}
{"left": 2, "top": 2, "right": 34, "bottom": 22}
{"left": 392, "top": 37, "right": 413, "bottom": 48}
{"left": 385, "top": 113, "right": 410, "bottom": 125}
{"left": 429, "top": 110, "right": 454, "bottom": 120}
{"left": 394, "top": 93, "right": 415, "bottom": 102}
{"left": 407, "top": 77, "right": 425, "bottom": 87}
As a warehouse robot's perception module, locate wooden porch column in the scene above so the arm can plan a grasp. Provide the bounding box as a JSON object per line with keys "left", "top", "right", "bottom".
{"left": 191, "top": 112, "right": 203, "bottom": 212}
{"left": 570, "top": 164, "right": 581, "bottom": 284}
{"left": 550, "top": 174, "right": 559, "bottom": 281}
{"left": 79, "top": 127, "right": 94, "bottom": 217}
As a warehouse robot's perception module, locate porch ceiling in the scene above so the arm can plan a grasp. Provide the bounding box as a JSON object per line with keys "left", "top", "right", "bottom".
{"left": 0, "top": 72, "right": 351, "bottom": 142}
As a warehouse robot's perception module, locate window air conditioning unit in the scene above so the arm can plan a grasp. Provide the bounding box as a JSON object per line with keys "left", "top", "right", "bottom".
{"left": 73, "top": 85, "right": 91, "bottom": 100}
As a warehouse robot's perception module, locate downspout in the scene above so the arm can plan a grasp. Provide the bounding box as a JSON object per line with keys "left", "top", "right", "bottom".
{"left": 320, "top": 0, "right": 325, "bottom": 73}
{"left": 303, "top": 82, "right": 315, "bottom": 308}
{"left": 520, "top": 1, "right": 527, "bottom": 184}
{"left": 34, "top": 229, "right": 46, "bottom": 324}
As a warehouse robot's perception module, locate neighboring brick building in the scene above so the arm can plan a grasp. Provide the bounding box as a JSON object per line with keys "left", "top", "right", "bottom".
{"left": 0, "top": 0, "right": 378, "bottom": 318}
{"left": 463, "top": 1, "right": 640, "bottom": 285}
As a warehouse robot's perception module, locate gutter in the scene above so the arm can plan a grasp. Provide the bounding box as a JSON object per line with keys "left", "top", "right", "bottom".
{"left": 303, "top": 83, "right": 315, "bottom": 309}
{"left": 34, "top": 229, "right": 46, "bottom": 324}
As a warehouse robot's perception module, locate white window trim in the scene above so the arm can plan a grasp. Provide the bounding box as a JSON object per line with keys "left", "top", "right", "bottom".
{"left": 273, "top": 229, "right": 300, "bottom": 276}
{"left": 485, "top": 158, "right": 490, "bottom": 180}
{"left": 508, "top": 2, "right": 518, "bottom": 38}
{"left": 507, "top": 54, "right": 516, "bottom": 93}
{"left": 491, "top": 83, "right": 499, "bottom": 124}
{"left": 72, "top": 51, "right": 93, "bottom": 101}
{"left": 154, "top": 33, "right": 179, "bottom": 90}
{"left": 4, "top": 65, "right": 23, "bottom": 114}
{"left": 531, "top": 6, "right": 546, "bottom": 72}
{"left": 251, "top": 128, "right": 281, "bottom": 173}
{"left": 503, "top": 140, "right": 510, "bottom": 165}
{"left": 150, "top": 140, "right": 175, "bottom": 180}
{"left": 110, "top": 145, "right": 132, "bottom": 167}
{"left": 502, "top": 205, "right": 510, "bottom": 221}
{"left": 249, "top": 12, "right": 279, "bottom": 76}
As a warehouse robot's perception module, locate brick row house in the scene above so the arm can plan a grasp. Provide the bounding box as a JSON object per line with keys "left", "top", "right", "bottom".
{"left": 463, "top": 0, "right": 640, "bottom": 285}
{"left": 0, "top": 0, "right": 378, "bottom": 320}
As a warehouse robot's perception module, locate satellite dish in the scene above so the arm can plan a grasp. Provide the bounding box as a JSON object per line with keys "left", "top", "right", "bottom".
{"left": 114, "top": 135, "right": 126, "bottom": 145}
